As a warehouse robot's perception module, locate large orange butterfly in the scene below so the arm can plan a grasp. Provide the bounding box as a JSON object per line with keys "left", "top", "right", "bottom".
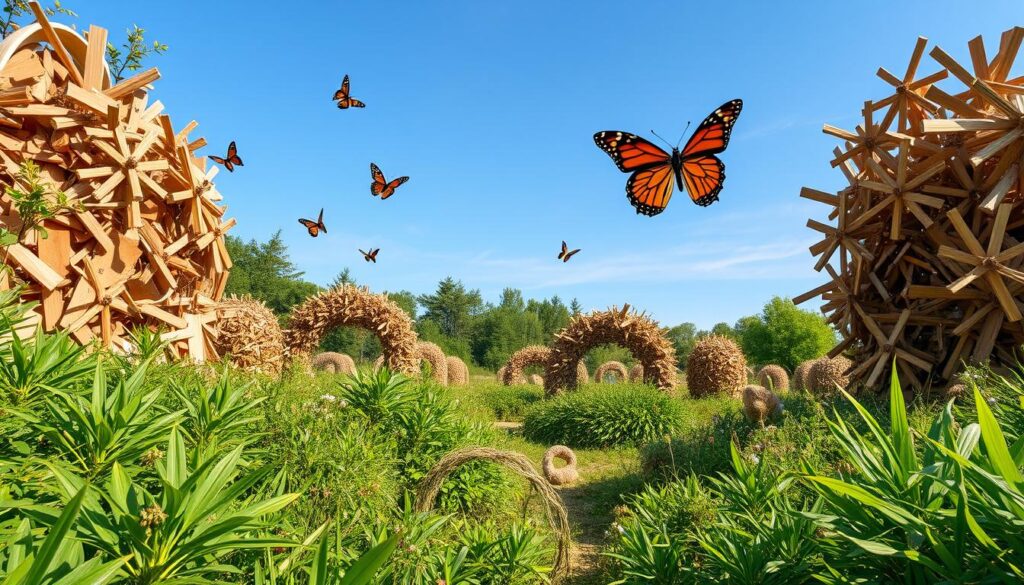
{"left": 370, "top": 163, "right": 409, "bottom": 200}
{"left": 298, "top": 208, "right": 326, "bottom": 237}
{"left": 359, "top": 248, "right": 380, "bottom": 263}
{"left": 594, "top": 99, "right": 742, "bottom": 216}
{"left": 210, "top": 141, "right": 243, "bottom": 172}
{"left": 333, "top": 74, "right": 365, "bottom": 109}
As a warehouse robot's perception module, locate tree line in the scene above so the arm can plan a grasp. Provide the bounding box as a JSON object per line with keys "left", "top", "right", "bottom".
{"left": 225, "top": 233, "right": 836, "bottom": 372}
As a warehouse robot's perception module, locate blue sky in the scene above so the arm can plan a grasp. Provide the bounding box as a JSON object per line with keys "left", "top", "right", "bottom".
{"left": 71, "top": 0, "right": 1022, "bottom": 328}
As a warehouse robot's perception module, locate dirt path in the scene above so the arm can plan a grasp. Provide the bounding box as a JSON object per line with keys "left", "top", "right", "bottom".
{"left": 493, "top": 422, "right": 628, "bottom": 584}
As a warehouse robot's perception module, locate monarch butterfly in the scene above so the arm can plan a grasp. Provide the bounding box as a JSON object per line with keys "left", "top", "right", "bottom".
{"left": 298, "top": 208, "right": 326, "bottom": 237}
{"left": 210, "top": 141, "right": 244, "bottom": 172}
{"left": 370, "top": 163, "right": 409, "bottom": 200}
{"left": 594, "top": 99, "right": 742, "bottom": 216}
{"left": 558, "top": 241, "right": 580, "bottom": 262}
{"left": 359, "top": 248, "right": 380, "bottom": 263}
{"left": 333, "top": 74, "right": 365, "bottom": 109}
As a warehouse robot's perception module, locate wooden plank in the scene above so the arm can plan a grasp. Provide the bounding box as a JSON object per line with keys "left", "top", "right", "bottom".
{"left": 104, "top": 67, "right": 160, "bottom": 100}
{"left": 28, "top": 2, "right": 85, "bottom": 86}
{"left": 82, "top": 25, "right": 108, "bottom": 90}
{"left": 6, "top": 243, "right": 63, "bottom": 290}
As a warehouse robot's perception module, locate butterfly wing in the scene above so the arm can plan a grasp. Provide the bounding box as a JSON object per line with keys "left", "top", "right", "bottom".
{"left": 563, "top": 249, "right": 581, "bottom": 262}
{"left": 594, "top": 131, "right": 675, "bottom": 215}
{"left": 379, "top": 176, "right": 409, "bottom": 200}
{"left": 316, "top": 208, "right": 326, "bottom": 234}
{"left": 370, "top": 163, "right": 386, "bottom": 195}
{"left": 298, "top": 218, "right": 320, "bottom": 237}
{"left": 676, "top": 100, "right": 741, "bottom": 206}
{"left": 679, "top": 100, "right": 743, "bottom": 158}
{"left": 210, "top": 154, "right": 233, "bottom": 172}
{"left": 627, "top": 164, "right": 676, "bottom": 216}
{"left": 348, "top": 98, "right": 365, "bottom": 108}
{"left": 558, "top": 240, "right": 568, "bottom": 259}
{"left": 681, "top": 156, "right": 726, "bottom": 207}
{"left": 594, "top": 131, "right": 671, "bottom": 172}
{"left": 370, "top": 248, "right": 379, "bottom": 262}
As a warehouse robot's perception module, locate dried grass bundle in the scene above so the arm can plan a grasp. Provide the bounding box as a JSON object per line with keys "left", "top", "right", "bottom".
{"left": 542, "top": 445, "right": 579, "bottom": 486}
{"left": 808, "top": 355, "right": 853, "bottom": 396}
{"left": 213, "top": 296, "right": 284, "bottom": 375}
{"left": 742, "top": 384, "right": 783, "bottom": 427}
{"left": 686, "top": 335, "right": 747, "bottom": 398}
{"left": 446, "top": 355, "right": 469, "bottom": 386}
{"left": 416, "top": 341, "right": 448, "bottom": 384}
{"left": 757, "top": 364, "right": 789, "bottom": 392}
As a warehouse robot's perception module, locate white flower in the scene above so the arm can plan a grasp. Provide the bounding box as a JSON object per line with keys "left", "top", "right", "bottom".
{"left": 338, "top": 399, "right": 349, "bottom": 408}
{"left": 748, "top": 454, "right": 761, "bottom": 465}
{"left": 321, "top": 394, "right": 337, "bottom": 402}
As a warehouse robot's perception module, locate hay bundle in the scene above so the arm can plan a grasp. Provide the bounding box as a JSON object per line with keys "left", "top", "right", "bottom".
{"left": 415, "top": 447, "right": 571, "bottom": 582}
{"left": 808, "top": 355, "right": 853, "bottom": 396}
{"left": 213, "top": 296, "right": 284, "bottom": 375}
{"left": 496, "top": 365, "right": 506, "bottom": 382}
{"left": 416, "top": 341, "right": 448, "bottom": 384}
{"left": 529, "top": 374, "right": 544, "bottom": 385}
{"left": 543, "top": 445, "right": 579, "bottom": 486}
{"left": 757, "top": 364, "right": 789, "bottom": 392}
{"left": 501, "top": 345, "right": 551, "bottom": 385}
{"left": 285, "top": 285, "right": 418, "bottom": 375}
{"left": 742, "top": 384, "right": 783, "bottom": 427}
{"left": 795, "top": 27, "right": 1024, "bottom": 392}
{"left": 446, "top": 355, "right": 469, "bottom": 386}
{"left": 576, "top": 361, "right": 589, "bottom": 385}
{"left": 686, "top": 335, "right": 747, "bottom": 398}
{"left": 628, "top": 363, "right": 644, "bottom": 382}
{"left": 311, "top": 351, "right": 356, "bottom": 375}
{"left": 545, "top": 305, "right": 676, "bottom": 395}
{"left": 0, "top": 10, "right": 232, "bottom": 359}
{"left": 793, "top": 360, "right": 815, "bottom": 392}
{"left": 595, "top": 360, "right": 628, "bottom": 383}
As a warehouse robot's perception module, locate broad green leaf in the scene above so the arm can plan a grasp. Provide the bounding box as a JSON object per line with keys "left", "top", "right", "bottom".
{"left": 339, "top": 534, "right": 399, "bottom": 585}
{"left": 973, "top": 385, "right": 1022, "bottom": 487}
{"left": 23, "top": 484, "right": 88, "bottom": 585}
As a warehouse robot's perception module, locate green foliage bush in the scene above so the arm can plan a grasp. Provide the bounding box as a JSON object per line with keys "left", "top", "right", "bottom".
{"left": 737, "top": 296, "right": 836, "bottom": 371}
{"left": 523, "top": 385, "right": 685, "bottom": 448}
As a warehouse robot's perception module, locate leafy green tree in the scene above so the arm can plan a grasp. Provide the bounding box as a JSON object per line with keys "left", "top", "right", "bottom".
{"left": 417, "top": 277, "right": 483, "bottom": 339}
{"left": 569, "top": 298, "right": 583, "bottom": 316}
{"left": 470, "top": 288, "right": 547, "bottom": 369}
{"left": 665, "top": 322, "right": 698, "bottom": 369}
{"left": 737, "top": 296, "right": 836, "bottom": 371}
{"left": 527, "top": 295, "right": 570, "bottom": 338}
{"left": 223, "top": 232, "right": 319, "bottom": 315}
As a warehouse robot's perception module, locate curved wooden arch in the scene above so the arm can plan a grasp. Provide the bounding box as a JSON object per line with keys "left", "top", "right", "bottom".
{"left": 284, "top": 285, "right": 418, "bottom": 374}
{"left": 545, "top": 306, "right": 676, "bottom": 395}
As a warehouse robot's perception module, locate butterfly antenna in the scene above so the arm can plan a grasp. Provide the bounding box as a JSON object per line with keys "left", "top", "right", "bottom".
{"left": 649, "top": 129, "right": 674, "bottom": 150}
{"left": 675, "top": 121, "right": 692, "bottom": 149}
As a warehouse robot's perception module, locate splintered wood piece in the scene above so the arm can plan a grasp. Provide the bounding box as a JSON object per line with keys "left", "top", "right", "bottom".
{"left": 28, "top": 1, "right": 85, "bottom": 87}
{"left": 82, "top": 25, "right": 108, "bottom": 90}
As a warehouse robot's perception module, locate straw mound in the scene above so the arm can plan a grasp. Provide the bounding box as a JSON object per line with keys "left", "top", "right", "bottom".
{"left": 415, "top": 446, "right": 571, "bottom": 581}
{"left": 793, "top": 360, "right": 815, "bottom": 392}
{"left": 686, "top": 335, "right": 747, "bottom": 398}
{"left": 446, "top": 355, "right": 469, "bottom": 386}
{"left": 742, "top": 384, "right": 783, "bottom": 426}
{"left": 808, "top": 355, "right": 853, "bottom": 396}
{"left": 213, "top": 296, "right": 285, "bottom": 375}
{"left": 545, "top": 306, "right": 676, "bottom": 395}
{"left": 284, "top": 285, "right": 418, "bottom": 374}
{"left": 757, "top": 364, "right": 789, "bottom": 392}
{"left": 542, "top": 445, "right": 579, "bottom": 486}
{"left": 595, "top": 361, "right": 628, "bottom": 383}
{"left": 628, "top": 363, "right": 644, "bottom": 382}
{"left": 416, "top": 341, "right": 448, "bottom": 384}
{"left": 311, "top": 351, "right": 356, "bottom": 375}
{"left": 529, "top": 374, "right": 544, "bottom": 385}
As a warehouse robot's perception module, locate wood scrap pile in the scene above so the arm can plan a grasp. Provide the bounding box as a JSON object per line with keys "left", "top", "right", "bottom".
{"left": 0, "top": 5, "right": 233, "bottom": 360}
{"left": 796, "top": 27, "right": 1024, "bottom": 390}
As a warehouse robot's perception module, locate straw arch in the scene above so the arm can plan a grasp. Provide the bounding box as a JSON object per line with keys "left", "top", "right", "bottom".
{"left": 284, "top": 285, "right": 418, "bottom": 374}
{"left": 501, "top": 345, "right": 587, "bottom": 386}
{"left": 545, "top": 306, "right": 676, "bottom": 395}
{"left": 595, "top": 361, "right": 628, "bottom": 383}
{"left": 415, "top": 447, "right": 571, "bottom": 581}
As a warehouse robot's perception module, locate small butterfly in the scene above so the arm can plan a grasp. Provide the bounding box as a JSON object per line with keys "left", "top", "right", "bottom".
{"left": 594, "top": 99, "right": 743, "bottom": 216}
{"left": 333, "top": 74, "right": 365, "bottom": 109}
{"left": 298, "top": 208, "right": 326, "bottom": 237}
{"left": 359, "top": 248, "right": 380, "bottom": 263}
{"left": 558, "top": 241, "right": 581, "bottom": 262}
{"left": 210, "top": 141, "right": 244, "bottom": 172}
{"left": 370, "top": 163, "right": 409, "bottom": 200}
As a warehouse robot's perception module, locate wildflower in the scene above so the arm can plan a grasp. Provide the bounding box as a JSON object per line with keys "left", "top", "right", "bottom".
{"left": 339, "top": 398, "right": 349, "bottom": 408}
{"left": 617, "top": 524, "right": 626, "bottom": 535}
{"left": 321, "top": 393, "right": 337, "bottom": 402}
{"left": 141, "top": 447, "right": 164, "bottom": 467}
{"left": 748, "top": 453, "right": 761, "bottom": 465}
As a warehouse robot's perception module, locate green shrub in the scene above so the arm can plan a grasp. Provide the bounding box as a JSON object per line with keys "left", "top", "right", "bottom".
{"left": 462, "top": 382, "right": 544, "bottom": 421}
{"left": 523, "top": 385, "right": 685, "bottom": 448}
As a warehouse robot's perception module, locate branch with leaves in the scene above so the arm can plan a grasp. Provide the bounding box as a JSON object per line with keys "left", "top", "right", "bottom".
{"left": 0, "top": 0, "right": 74, "bottom": 38}
{"left": 0, "top": 161, "right": 80, "bottom": 276}
{"left": 106, "top": 24, "right": 167, "bottom": 82}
